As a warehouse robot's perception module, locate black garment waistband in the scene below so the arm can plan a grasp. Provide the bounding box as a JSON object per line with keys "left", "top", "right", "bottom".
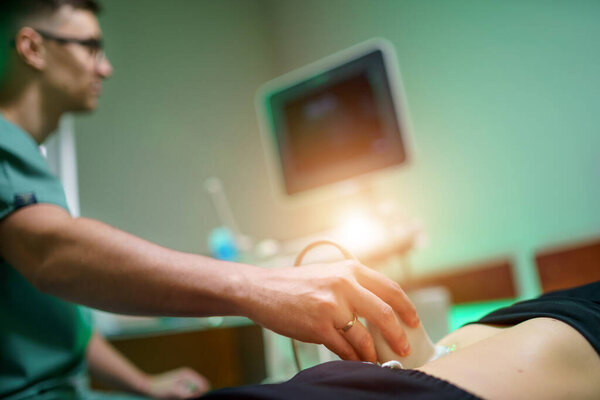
{"left": 201, "top": 360, "right": 480, "bottom": 399}
{"left": 202, "top": 282, "right": 600, "bottom": 399}
{"left": 469, "top": 280, "right": 600, "bottom": 357}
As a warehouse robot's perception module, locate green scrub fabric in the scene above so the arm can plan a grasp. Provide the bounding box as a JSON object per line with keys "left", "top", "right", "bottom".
{"left": 0, "top": 114, "right": 92, "bottom": 399}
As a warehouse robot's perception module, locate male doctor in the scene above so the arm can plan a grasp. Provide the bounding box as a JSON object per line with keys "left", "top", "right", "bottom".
{"left": 0, "top": 1, "right": 419, "bottom": 398}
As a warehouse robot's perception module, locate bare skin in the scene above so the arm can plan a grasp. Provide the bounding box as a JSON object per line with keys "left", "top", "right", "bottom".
{"left": 0, "top": 203, "right": 418, "bottom": 362}
{"left": 0, "top": 4, "right": 420, "bottom": 398}
{"left": 0, "top": 6, "right": 113, "bottom": 143}
{"left": 0, "top": 4, "right": 420, "bottom": 368}
{"left": 417, "top": 318, "right": 600, "bottom": 399}
{"left": 86, "top": 332, "right": 210, "bottom": 398}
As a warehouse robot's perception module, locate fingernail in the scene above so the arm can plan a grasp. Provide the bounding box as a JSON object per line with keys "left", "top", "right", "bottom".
{"left": 402, "top": 344, "right": 411, "bottom": 356}
{"left": 394, "top": 342, "right": 408, "bottom": 356}
{"left": 411, "top": 315, "right": 420, "bottom": 327}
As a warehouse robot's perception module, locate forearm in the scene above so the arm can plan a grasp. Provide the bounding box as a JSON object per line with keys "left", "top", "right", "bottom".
{"left": 2, "top": 205, "right": 259, "bottom": 317}
{"left": 0, "top": 204, "right": 420, "bottom": 362}
{"left": 86, "top": 331, "right": 150, "bottom": 395}
{"left": 41, "top": 218, "right": 253, "bottom": 315}
{"left": 49, "top": 216, "right": 264, "bottom": 316}
{"left": 87, "top": 331, "right": 211, "bottom": 398}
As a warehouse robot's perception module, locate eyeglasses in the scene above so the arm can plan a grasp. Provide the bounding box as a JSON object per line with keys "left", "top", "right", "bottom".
{"left": 11, "top": 28, "right": 106, "bottom": 63}
{"left": 35, "top": 29, "right": 106, "bottom": 63}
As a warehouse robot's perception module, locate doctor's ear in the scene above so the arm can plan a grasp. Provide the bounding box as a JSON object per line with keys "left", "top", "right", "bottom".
{"left": 14, "top": 27, "right": 46, "bottom": 71}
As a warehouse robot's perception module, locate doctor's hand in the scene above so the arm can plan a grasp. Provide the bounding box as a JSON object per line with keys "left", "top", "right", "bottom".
{"left": 241, "top": 260, "right": 420, "bottom": 363}
{"left": 145, "top": 367, "right": 210, "bottom": 399}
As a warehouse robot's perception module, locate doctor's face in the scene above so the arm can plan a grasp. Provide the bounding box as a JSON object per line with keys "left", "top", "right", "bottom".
{"left": 41, "top": 5, "right": 113, "bottom": 112}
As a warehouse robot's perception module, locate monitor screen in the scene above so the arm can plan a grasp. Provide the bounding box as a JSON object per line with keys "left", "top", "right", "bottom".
{"left": 259, "top": 40, "right": 410, "bottom": 196}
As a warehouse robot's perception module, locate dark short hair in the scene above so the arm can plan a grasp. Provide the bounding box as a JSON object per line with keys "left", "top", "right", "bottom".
{"left": 5, "top": 0, "right": 101, "bottom": 17}
{"left": 0, "top": 0, "right": 101, "bottom": 83}
{"left": 1, "top": 0, "right": 101, "bottom": 34}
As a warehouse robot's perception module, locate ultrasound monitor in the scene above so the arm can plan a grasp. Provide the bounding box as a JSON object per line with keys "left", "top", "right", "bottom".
{"left": 257, "top": 39, "right": 411, "bottom": 197}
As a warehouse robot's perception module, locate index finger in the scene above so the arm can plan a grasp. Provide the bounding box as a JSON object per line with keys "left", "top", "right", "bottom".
{"left": 355, "top": 264, "right": 419, "bottom": 328}
{"left": 349, "top": 284, "right": 411, "bottom": 356}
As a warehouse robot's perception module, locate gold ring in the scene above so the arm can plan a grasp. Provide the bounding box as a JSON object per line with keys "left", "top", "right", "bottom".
{"left": 340, "top": 315, "right": 357, "bottom": 333}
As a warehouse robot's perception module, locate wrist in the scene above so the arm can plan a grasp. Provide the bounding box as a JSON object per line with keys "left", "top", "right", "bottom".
{"left": 228, "top": 262, "right": 266, "bottom": 321}
{"left": 129, "top": 370, "right": 152, "bottom": 396}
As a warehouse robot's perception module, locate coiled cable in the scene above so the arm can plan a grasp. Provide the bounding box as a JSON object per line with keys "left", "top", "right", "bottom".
{"left": 291, "top": 239, "right": 358, "bottom": 371}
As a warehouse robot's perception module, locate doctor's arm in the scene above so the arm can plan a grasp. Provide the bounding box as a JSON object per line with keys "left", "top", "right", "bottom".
{"left": 86, "top": 331, "right": 209, "bottom": 399}
{"left": 0, "top": 203, "right": 419, "bottom": 362}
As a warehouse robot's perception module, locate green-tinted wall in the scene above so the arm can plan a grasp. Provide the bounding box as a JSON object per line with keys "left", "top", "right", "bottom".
{"left": 76, "top": 0, "right": 278, "bottom": 253}
{"left": 76, "top": 0, "right": 600, "bottom": 297}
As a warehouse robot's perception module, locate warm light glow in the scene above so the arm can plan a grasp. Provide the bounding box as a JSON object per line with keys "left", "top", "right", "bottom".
{"left": 334, "top": 210, "right": 387, "bottom": 254}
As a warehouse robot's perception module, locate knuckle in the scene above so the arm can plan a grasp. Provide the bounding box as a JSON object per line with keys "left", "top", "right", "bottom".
{"left": 352, "top": 264, "right": 367, "bottom": 278}
{"left": 350, "top": 261, "right": 367, "bottom": 273}
{"left": 391, "top": 280, "right": 404, "bottom": 293}
{"left": 339, "top": 260, "right": 362, "bottom": 276}
{"left": 339, "top": 348, "right": 355, "bottom": 360}
{"left": 317, "top": 296, "right": 338, "bottom": 314}
{"left": 329, "top": 273, "right": 353, "bottom": 291}
{"left": 379, "top": 305, "right": 397, "bottom": 324}
{"left": 316, "top": 299, "right": 338, "bottom": 320}
{"left": 357, "top": 332, "right": 374, "bottom": 352}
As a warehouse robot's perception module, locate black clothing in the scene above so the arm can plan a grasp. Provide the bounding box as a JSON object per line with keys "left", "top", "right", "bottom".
{"left": 469, "top": 280, "right": 600, "bottom": 357}
{"left": 201, "top": 281, "right": 600, "bottom": 399}
{"left": 201, "top": 360, "right": 480, "bottom": 400}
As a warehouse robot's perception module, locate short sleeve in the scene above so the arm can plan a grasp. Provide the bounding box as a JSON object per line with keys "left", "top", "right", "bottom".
{"left": 0, "top": 120, "right": 69, "bottom": 220}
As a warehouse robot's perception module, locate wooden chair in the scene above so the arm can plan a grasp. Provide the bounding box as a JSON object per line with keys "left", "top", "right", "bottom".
{"left": 402, "top": 258, "right": 517, "bottom": 304}
{"left": 535, "top": 237, "right": 600, "bottom": 293}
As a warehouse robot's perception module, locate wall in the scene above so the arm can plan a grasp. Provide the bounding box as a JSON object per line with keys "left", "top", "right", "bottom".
{"left": 260, "top": 0, "right": 600, "bottom": 296}
{"left": 76, "top": 0, "right": 600, "bottom": 297}
{"left": 76, "top": 0, "right": 280, "bottom": 254}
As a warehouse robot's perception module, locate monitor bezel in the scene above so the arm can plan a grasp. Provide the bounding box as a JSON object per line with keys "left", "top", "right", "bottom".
{"left": 256, "top": 38, "right": 414, "bottom": 203}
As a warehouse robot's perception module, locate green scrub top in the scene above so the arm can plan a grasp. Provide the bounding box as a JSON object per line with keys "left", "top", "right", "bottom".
{"left": 0, "top": 114, "right": 93, "bottom": 399}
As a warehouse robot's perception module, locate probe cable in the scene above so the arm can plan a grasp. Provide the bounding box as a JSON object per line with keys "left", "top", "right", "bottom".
{"left": 291, "top": 239, "right": 358, "bottom": 372}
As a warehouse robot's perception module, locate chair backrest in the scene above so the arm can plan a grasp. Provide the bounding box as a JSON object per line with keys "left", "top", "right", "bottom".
{"left": 535, "top": 237, "right": 600, "bottom": 293}
{"left": 403, "top": 258, "right": 516, "bottom": 304}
